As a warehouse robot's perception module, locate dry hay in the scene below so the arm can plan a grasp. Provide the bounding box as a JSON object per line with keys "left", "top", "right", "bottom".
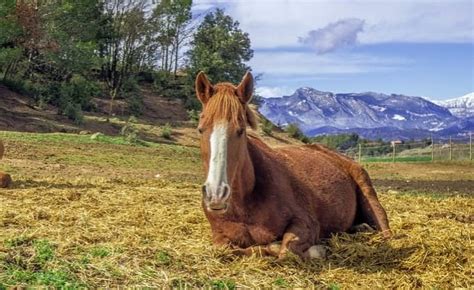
{"left": 0, "top": 133, "right": 472, "bottom": 288}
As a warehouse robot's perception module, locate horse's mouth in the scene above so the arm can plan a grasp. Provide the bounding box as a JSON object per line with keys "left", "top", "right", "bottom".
{"left": 208, "top": 204, "right": 228, "bottom": 213}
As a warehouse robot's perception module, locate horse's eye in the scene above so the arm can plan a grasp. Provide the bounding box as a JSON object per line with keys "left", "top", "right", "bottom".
{"left": 237, "top": 128, "right": 244, "bottom": 136}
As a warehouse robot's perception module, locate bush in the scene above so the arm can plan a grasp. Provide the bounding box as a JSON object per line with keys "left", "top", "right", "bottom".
{"left": 160, "top": 123, "right": 172, "bottom": 140}
{"left": 286, "top": 123, "right": 303, "bottom": 139}
{"left": 184, "top": 96, "right": 202, "bottom": 111}
{"left": 63, "top": 102, "right": 84, "bottom": 125}
{"left": 127, "top": 95, "right": 144, "bottom": 117}
{"left": 153, "top": 71, "right": 186, "bottom": 99}
{"left": 187, "top": 109, "right": 200, "bottom": 125}
{"left": 312, "top": 133, "right": 360, "bottom": 150}
{"left": 60, "top": 75, "right": 100, "bottom": 111}
{"left": 286, "top": 123, "right": 311, "bottom": 143}
{"left": 120, "top": 116, "right": 140, "bottom": 144}
{"left": 120, "top": 77, "right": 140, "bottom": 97}
{"left": 261, "top": 118, "right": 274, "bottom": 136}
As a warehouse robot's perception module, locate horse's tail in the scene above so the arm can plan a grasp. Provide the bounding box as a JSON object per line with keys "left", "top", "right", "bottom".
{"left": 306, "top": 144, "right": 392, "bottom": 238}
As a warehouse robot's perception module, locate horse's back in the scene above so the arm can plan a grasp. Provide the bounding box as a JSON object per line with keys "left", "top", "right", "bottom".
{"left": 275, "top": 144, "right": 356, "bottom": 191}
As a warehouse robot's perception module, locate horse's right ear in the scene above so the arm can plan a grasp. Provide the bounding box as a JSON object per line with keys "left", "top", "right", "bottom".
{"left": 195, "top": 71, "right": 213, "bottom": 104}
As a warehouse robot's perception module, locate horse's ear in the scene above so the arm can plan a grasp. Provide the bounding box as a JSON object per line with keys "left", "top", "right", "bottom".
{"left": 236, "top": 71, "right": 254, "bottom": 104}
{"left": 195, "top": 71, "right": 213, "bottom": 104}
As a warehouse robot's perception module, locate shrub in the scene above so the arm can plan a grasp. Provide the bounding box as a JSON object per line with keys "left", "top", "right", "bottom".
{"left": 63, "top": 102, "right": 84, "bottom": 125}
{"left": 286, "top": 123, "right": 311, "bottom": 143}
{"left": 60, "top": 75, "right": 100, "bottom": 111}
{"left": 120, "top": 116, "right": 140, "bottom": 144}
{"left": 187, "top": 109, "right": 200, "bottom": 125}
{"left": 261, "top": 118, "right": 274, "bottom": 136}
{"left": 127, "top": 95, "right": 144, "bottom": 117}
{"left": 120, "top": 77, "right": 140, "bottom": 97}
{"left": 184, "top": 96, "right": 202, "bottom": 111}
{"left": 286, "top": 123, "right": 303, "bottom": 139}
{"left": 160, "top": 123, "right": 172, "bottom": 140}
{"left": 153, "top": 71, "right": 186, "bottom": 99}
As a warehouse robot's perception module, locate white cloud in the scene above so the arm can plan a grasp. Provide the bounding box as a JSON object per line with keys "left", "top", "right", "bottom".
{"left": 193, "top": 0, "right": 474, "bottom": 48}
{"left": 299, "top": 18, "right": 365, "bottom": 54}
{"left": 256, "top": 86, "right": 294, "bottom": 98}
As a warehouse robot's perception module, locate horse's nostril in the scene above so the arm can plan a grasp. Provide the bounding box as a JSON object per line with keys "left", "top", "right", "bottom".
{"left": 221, "top": 184, "right": 230, "bottom": 200}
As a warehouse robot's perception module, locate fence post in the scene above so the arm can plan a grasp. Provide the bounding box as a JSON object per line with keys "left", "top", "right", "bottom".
{"left": 449, "top": 136, "right": 452, "bottom": 161}
{"left": 431, "top": 135, "right": 434, "bottom": 162}
{"left": 392, "top": 142, "right": 396, "bottom": 163}
{"left": 470, "top": 132, "right": 472, "bottom": 161}
{"left": 358, "top": 143, "right": 362, "bottom": 163}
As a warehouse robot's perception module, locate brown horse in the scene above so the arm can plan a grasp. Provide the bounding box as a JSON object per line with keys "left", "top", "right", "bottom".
{"left": 195, "top": 71, "right": 391, "bottom": 260}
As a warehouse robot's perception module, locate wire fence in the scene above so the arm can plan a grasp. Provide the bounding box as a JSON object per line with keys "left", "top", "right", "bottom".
{"left": 340, "top": 134, "right": 473, "bottom": 163}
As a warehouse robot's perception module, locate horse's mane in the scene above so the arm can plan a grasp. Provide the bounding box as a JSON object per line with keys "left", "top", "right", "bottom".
{"left": 202, "top": 83, "right": 258, "bottom": 130}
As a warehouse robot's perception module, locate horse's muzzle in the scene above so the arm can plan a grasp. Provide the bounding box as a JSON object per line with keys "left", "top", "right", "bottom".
{"left": 202, "top": 183, "right": 231, "bottom": 214}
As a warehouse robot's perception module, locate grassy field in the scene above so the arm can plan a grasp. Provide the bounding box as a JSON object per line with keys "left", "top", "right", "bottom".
{"left": 0, "top": 131, "right": 472, "bottom": 288}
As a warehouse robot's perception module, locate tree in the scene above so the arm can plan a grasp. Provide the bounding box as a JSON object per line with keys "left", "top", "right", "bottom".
{"left": 99, "top": 0, "right": 151, "bottom": 114}
{"left": 152, "top": 0, "right": 192, "bottom": 75}
{"left": 187, "top": 8, "right": 253, "bottom": 84}
{"left": 0, "top": 0, "right": 21, "bottom": 78}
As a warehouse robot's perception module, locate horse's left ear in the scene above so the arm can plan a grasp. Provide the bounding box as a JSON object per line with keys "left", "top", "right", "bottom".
{"left": 236, "top": 71, "right": 254, "bottom": 104}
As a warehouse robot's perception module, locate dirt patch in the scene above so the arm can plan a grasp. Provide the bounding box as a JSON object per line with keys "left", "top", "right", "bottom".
{"left": 374, "top": 179, "right": 474, "bottom": 195}
{"left": 0, "top": 84, "right": 189, "bottom": 135}
{"left": 427, "top": 212, "right": 474, "bottom": 224}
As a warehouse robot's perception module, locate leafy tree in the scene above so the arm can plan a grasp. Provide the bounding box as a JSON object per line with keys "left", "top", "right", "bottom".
{"left": 187, "top": 8, "right": 253, "bottom": 84}
{"left": 152, "top": 0, "right": 192, "bottom": 75}
{"left": 0, "top": 0, "right": 22, "bottom": 81}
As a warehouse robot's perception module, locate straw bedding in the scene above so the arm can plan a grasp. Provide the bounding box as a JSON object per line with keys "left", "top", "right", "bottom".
{"left": 0, "top": 133, "right": 472, "bottom": 288}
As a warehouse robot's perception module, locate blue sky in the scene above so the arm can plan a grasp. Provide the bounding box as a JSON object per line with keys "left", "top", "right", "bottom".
{"left": 193, "top": 0, "right": 474, "bottom": 100}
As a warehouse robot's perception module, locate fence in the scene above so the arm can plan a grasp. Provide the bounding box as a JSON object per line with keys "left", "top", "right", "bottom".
{"left": 340, "top": 134, "right": 473, "bottom": 163}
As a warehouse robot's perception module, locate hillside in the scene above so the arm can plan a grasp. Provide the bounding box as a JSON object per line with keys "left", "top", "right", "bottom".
{"left": 0, "top": 85, "right": 301, "bottom": 148}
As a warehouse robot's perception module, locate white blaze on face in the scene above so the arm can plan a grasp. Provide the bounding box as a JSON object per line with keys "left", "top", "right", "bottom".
{"left": 206, "top": 122, "right": 229, "bottom": 195}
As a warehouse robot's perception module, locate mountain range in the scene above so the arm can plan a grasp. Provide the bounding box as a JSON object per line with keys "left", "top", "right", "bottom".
{"left": 259, "top": 88, "right": 474, "bottom": 140}
{"left": 434, "top": 93, "right": 474, "bottom": 118}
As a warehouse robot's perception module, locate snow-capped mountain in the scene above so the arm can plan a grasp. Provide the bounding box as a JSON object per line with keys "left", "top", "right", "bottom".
{"left": 259, "top": 87, "right": 472, "bottom": 140}
{"left": 435, "top": 93, "right": 474, "bottom": 118}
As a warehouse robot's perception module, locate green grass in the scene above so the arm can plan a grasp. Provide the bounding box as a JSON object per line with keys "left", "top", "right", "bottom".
{"left": 273, "top": 277, "right": 289, "bottom": 287}
{"left": 362, "top": 155, "right": 433, "bottom": 162}
{"left": 1, "top": 237, "right": 82, "bottom": 287}
{"left": 0, "top": 130, "right": 202, "bottom": 183}
{"left": 210, "top": 279, "right": 236, "bottom": 290}
{"left": 89, "top": 246, "right": 111, "bottom": 258}
{"left": 33, "top": 240, "right": 55, "bottom": 264}
{"left": 1, "top": 131, "right": 152, "bottom": 147}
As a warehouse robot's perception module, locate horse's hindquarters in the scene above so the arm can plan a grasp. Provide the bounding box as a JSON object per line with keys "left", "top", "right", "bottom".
{"left": 277, "top": 147, "right": 358, "bottom": 237}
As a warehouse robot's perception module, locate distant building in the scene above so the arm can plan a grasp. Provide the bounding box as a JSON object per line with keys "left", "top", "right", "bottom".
{"left": 391, "top": 140, "right": 403, "bottom": 147}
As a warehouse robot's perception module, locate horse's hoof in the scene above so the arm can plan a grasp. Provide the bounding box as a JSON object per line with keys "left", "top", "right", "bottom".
{"left": 350, "top": 223, "right": 375, "bottom": 233}
{"left": 266, "top": 242, "right": 281, "bottom": 257}
{"left": 306, "top": 245, "right": 327, "bottom": 259}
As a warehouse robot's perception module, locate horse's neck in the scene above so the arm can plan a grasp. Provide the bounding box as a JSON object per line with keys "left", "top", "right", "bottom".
{"left": 231, "top": 137, "right": 274, "bottom": 201}
{"left": 231, "top": 139, "right": 256, "bottom": 200}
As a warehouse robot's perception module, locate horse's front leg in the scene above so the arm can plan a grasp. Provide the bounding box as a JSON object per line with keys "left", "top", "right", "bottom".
{"left": 277, "top": 219, "right": 326, "bottom": 261}
{"left": 230, "top": 245, "right": 277, "bottom": 257}
{"left": 212, "top": 234, "right": 278, "bottom": 257}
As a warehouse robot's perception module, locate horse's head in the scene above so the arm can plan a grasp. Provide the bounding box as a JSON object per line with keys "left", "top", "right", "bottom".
{"left": 195, "top": 71, "right": 257, "bottom": 214}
